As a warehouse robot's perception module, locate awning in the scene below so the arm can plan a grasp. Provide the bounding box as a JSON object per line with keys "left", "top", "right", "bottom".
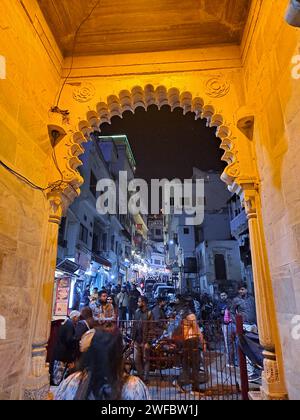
{"left": 56, "top": 258, "right": 80, "bottom": 274}
{"left": 92, "top": 253, "right": 112, "bottom": 268}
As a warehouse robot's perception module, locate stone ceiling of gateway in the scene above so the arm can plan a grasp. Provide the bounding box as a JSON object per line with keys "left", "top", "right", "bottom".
{"left": 37, "top": 0, "right": 252, "bottom": 56}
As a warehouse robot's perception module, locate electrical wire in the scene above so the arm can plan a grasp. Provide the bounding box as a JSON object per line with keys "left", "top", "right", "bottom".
{"left": 0, "top": 158, "right": 79, "bottom": 196}
{"left": 55, "top": 0, "right": 102, "bottom": 107}
{"left": 0, "top": 159, "right": 46, "bottom": 191}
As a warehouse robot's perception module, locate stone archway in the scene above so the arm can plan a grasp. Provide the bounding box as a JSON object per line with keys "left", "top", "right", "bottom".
{"left": 24, "top": 84, "right": 288, "bottom": 400}
{"left": 76, "top": 85, "right": 245, "bottom": 191}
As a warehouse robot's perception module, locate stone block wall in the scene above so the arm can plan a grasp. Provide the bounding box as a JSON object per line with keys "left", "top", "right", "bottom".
{"left": 242, "top": 0, "right": 300, "bottom": 400}
{"left": 0, "top": 0, "right": 62, "bottom": 399}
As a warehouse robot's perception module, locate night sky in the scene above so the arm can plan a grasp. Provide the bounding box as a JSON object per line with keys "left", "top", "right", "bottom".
{"left": 100, "top": 105, "right": 226, "bottom": 182}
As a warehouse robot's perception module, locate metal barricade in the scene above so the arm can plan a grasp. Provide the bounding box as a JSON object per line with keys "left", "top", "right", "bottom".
{"left": 119, "top": 319, "right": 241, "bottom": 400}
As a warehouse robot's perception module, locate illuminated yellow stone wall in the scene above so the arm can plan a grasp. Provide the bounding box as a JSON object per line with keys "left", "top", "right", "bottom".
{"left": 0, "top": 0, "right": 63, "bottom": 399}
{"left": 242, "top": 0, "right": 300, "bottom": 400}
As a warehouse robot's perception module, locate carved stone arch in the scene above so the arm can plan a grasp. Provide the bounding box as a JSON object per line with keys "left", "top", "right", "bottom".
{"left": 77, "top": 84, "right": 258, "bottom": 193}
{"left": 37, "top": 85, "right": 288, "bottom": 400}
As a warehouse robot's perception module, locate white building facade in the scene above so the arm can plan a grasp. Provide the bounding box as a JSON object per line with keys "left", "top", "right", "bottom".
{"left": 56, "top": 135, "right": 137, "bottom": 309}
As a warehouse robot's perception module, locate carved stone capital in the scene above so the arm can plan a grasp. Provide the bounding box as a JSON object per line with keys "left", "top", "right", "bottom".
{"left": 242, "top": 188, "right": 258, "bottom": 220}
{"left": 48, "top": 192, "right": 63, "bottom": 225}
{"left": 47, "top": 129, "right": 85, "bottom": 219}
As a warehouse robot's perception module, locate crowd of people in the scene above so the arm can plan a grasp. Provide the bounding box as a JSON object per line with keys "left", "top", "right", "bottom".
{"left": 48, "top": 281, "right": 261, "bottom": 400}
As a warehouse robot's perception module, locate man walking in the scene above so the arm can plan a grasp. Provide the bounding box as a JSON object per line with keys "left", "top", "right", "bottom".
{"left": 132, "top": 296, "right": 153, "bottom": 383}
{"left": 117, "top": 286, "right": 129, "bottom": 324}
{"left": 128, "top": 284, "right": 141, "bottom": 320}
{"left": 232, "top": 283, "right": 261, "bottom": 383}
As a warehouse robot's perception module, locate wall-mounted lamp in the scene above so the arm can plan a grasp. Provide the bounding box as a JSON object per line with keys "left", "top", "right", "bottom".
{"left": 286, "top": 0, "right": 300, "bottom": 27}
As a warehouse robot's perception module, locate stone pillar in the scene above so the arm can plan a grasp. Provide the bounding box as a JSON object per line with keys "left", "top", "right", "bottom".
{"left": 22, "top": 127, "right": 85, "bottom": 400}
{"left": 241, "top": 183, "right": 288, "bottom": 400}
{"left": 23, "top": 193, "right": 63, "bottom": 400}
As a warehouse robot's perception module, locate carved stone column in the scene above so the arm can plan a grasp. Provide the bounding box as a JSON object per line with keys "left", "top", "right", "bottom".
{"left": 23, "top": 194, "right": 64, "bottom": 400}
{"left": 241, "top": 183, "right": 288, "bottom": 400}
{"left": 23, "top": 129, "right": 85, "bottom": 400}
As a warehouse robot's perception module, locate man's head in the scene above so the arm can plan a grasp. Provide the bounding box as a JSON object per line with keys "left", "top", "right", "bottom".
{"left": 98, "top": 290, "right": 108, "bottom": 304}
{"left": 80, "top": 307, "right": 93, "bottom": 321}
{"left": 121, "top": 286, "right": 127, "bottom": 293}
{"left": 220, "top": 291, "right": 228, "bottom": 302}
{"left": 175, "top": 294, "right": 182, "bottom": 303}
{"left": 138, "top": 296, "right": 148, "bottom": 310}
{"left": 93, "top": 287, "right": 99, "bottom": 294}
{"left": 238, "top": 283, "right": 248, "bottom": 297}
{"left": 157, "top": 297, "right": 167, "bottom": 308}
{"left": 69, "top": 310, "right": 80, "bottom": 324}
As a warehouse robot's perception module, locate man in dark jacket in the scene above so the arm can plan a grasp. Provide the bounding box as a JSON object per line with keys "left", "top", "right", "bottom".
{"left": 232, "top": 283, "right": 257, "bottom": 326}
{"left": 132, "top": 296, "right": 153, "bottom": 383}
{"left": 128, "top": 284, "right": 141, "bottom": 320}
{"left": 152, "top": 297, "right": 167, "bottom": 322}
{"left": 232, "top": 283, "right": 261, "bottom": 382}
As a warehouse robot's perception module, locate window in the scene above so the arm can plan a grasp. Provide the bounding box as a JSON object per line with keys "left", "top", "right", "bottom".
{"left": 79, "top": 224, "right": 88, "bottom": 244}
{"left": 214, "top": 254, "right": 227, "bottom": 281}
{"left": 170, "top": 197, "right": 174, "bottom": 206}
{"left": 90, "top": 171, "right": 97, "bottom": 197}
{"left": 155, "top": 229, "right": 162, "bottom": 236}
{"left": 184, "top": 227, "right": 190, "bottom": 235}
{"left": 154, "top": 260, "right": 161, "bottom": 265}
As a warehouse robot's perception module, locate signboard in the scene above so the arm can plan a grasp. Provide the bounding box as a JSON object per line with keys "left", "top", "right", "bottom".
{"left": 54, "top": 278, "right": 71, "bottom": 317}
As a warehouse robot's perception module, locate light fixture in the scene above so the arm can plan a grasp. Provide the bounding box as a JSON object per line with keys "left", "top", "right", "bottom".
{"left": 286, "top": 0, "right": 300, "bottom": 26}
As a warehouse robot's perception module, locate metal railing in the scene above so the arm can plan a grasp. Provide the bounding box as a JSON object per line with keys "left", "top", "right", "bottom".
{"left": 118, "top": 319, "right": 241, "bottom": 400}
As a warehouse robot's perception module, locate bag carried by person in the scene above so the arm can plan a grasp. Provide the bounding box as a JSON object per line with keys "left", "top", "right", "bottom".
{"left": 224, "top": 308, "right": 232, "bottom": 325}
{"left": 79, "top": 329, "right": 96, "bottom": 353}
